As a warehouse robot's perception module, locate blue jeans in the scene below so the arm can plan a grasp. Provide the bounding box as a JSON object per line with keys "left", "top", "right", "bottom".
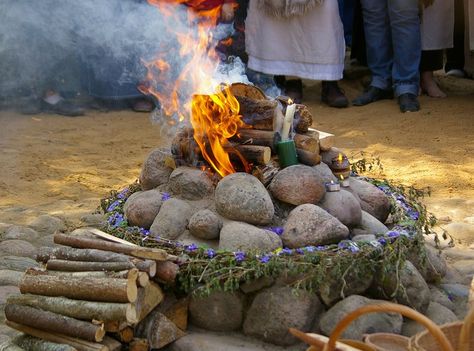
{"left": 360, "top": 0, "right": 421, "bottom": 96}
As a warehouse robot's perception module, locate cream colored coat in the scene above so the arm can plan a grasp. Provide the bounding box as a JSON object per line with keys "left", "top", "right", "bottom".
{"left": 421, "top": 0, "right": 455, "bottom": 50}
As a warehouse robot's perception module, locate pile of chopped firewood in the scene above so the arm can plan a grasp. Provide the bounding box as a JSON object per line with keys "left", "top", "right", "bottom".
{"left": 5, "top": 229, "right": 187, "bottom": 351}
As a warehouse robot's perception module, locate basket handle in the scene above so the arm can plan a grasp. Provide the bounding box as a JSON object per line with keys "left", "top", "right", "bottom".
{"left": 458, "top": 305, "right": 474, "bottom": 351}
{"left": 322, "top": 302, "right": 454, "bottom": 351}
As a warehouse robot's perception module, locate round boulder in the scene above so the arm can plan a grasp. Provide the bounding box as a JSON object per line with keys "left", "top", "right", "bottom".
{"left": 358, "top": 210, "right": 389, "bottom": 235}
{"left": 189, "top": 291, "right": 244, "bottom": 331}
{"left": 219, "top": 221, "right": 282, "bottom": 252}
{"left": 28, "top": 215, "right": 66, "bottom": 234}
{"left": 243, "top": 286, "right": 323, "bottom": 346}
{"left": 269, "top": 165, "right": 326, "bottom": 205}
{"left": 188, "top": 210, "right": 222, "bottom": 240}
{"left": 2, "top": 226, "right": 39, "bottom": 241}
{"left": 282, "top": 204, "right": 349, "bottom": 248}
{"left": 124, "top": 190, "right": 163, "bottom": 229}
{"left": 139, "top": 148, "right": 174, "bottom": 190}
{"left": 408, "top": 245, "right": 447, "bottom": 283}
{"left": 319, "top": 190, "right": 362, "bottom": 228}
{"left": 346, "top": 178, "right": 391, "bottom": 223}
{"left": 150, "top": 198, "right": 192, "bottom": 240}
{"left": 168, "top": 167, "right": 214, "bottom": 200}
{"left": 215, "top": 173, "right": 274, "bottom": 225}
{"left": 402, "top": 302, "right": 458, "bottom": 336}
{"left": 313, "top": 162, "right": 338, "bottom": 183}
{"left": 0, "top": 240, "right": 37, "bottom": 259}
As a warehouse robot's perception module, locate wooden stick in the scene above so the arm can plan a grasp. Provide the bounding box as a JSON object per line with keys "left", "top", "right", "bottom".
{"left": 20, "top": 274, "right": 137, "bottom": 303}
{"left": 294, "top": 133, "right": 319, "bottom": 153}
{"left": 87, "top": 228, "right": 138, "bottom": 247}
{"left": 36, "top": 247, "right": 131, "bottom": 264}
{"left": 5, "top": 321, "right": 106, "bottom": 351}
{"left": 296, "top": 148, "right": 321, "bottom": 166}
{"left": 5, "top": 304, "right": 105, "bottom": 342}
{"left": 7, "top": 294, "right": 138, "bottom": 324}
{"left": 153, "top": 261, "right": 179, "bottom": 284}
{"left": 54, "top": 234, "right": 169, "bottom": 261}
{"left": 235, "top": 145, "right": 271, "bottom": 165}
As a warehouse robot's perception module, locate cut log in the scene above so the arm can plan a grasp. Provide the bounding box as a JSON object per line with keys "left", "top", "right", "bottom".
{"left": 26, "top": 268, "right": 138, "bottom": 281}
{"left": 7, "top": 294, "right": 138, "bottom": 324}
{"left": 224, "top": 144, "right": 271, "bottom": 166}
{"left": 53, "top": 234, "right": 169, "bottom": 261}
{"left": 5, "top": 304, "right": 105, "bottom": 342}
{"left": 99, "top": 337, "right": 121, "bottom": 351}
{"left": 230, "top": 83, "right": 266, "bottom": 100}
{"left": 20, "top": 274, "right": 137, "bottom": 303}
{"left": 310, "top": 128, "right": 335, "bottom": 151}
{"left": 116, "top": 327, "right": 134, "bottom": 343}
{"left": 46, "top": 260, "right": 135, "bottom": 272}
{"left": 156, "top": 296, "right": 189, "bottom": 331}
{"left": 103, "top": 321, "right": 128, "bottom": 333}
{"left": 293, "top": 104, "right": 313, "bottom": 133}
{"left": 236, "top": 96, "right": 277, "bottom": 130}
{"left": 135, "top": 282, "right": 165, "bottom": 321}
{"left": 36, "top": 247, "right": 131, "bottom": 264}
{"left": 6, "top": 321, "right": 107, "bottom": 351}
{"left": 135, "top": 312, "right": 185, "bottom": 349}
{"left": 154, "top": 261, "right": 179, "bottom": 284}
{"left": 233, "top": 129, "right": 277, "bottom": 152}
{"left": 294, "top": 133, "right": 319, "bottom": 153}
{"left": 13, "top": 335, "right": 78, "bottom": 351}
{"left": 137, "top": 272, "right": 149, "bottom": 287}
{"left": 132, "top": 259, "right": 157, "bottom": 277}
{"left": 129, "top": 339, "right": 149, "bottom": 351}
{"left": 296, "top": 148, "right": 321, "bottom": 166}
{"left": 252, "top": 161, "right": 280, "bottom": 186}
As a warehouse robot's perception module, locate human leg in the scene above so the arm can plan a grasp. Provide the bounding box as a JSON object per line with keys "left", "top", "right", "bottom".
{"left": 420, "top": 50, "right": 446, "bottom": 98}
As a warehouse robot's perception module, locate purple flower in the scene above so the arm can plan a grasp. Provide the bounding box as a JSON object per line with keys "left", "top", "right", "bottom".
{"left": 108, "top": 213, "right": 125, "bottom": 228}
{"left": 378, "top": 237, "right": 387, "bottom": 245}
{"left": 206, "top": 248, "right": 216, "bottom": 258}
{"left": 107, "top": 200, "right": 120, "bottom": 212}
{"left": 234, "top": 251, "right": 245, "bottom": 262}
{"left": 315, "top": 246, "right": 326, "bottom": 251}
{"left": 304, "top": 246, "right": 315, "bottom": 253}
{"left": 185, "top": 243, "right": 198, "bottom": 252}
{"left": 338, "top": 241, "right": 359, "bottom": 253}
{"left": 348, "top": 244, "right": 360, "bottom": 253}
{"left": 161, "top": 192, "right": 171, "bottom": 201}
{"left": 260, "top": 254, "right": 271, "bottom": 263}
{"left": 408, "top": 210, "right": 419, "bottom": 220}
{"left": 387, "top": 231, "right": 400, "bottom": 238}
{"left": 267, "top": 227, "right": 284, "bottom": 236}
{"left": 139, "top": 228, "right": 150, "bottom": 236}
{"left": 117, "top": 188, "right": 129, "bottom": 199}
{"left": 295, "top": 248, "right": 304, "bottom": 255}
{"left": 279, "top": 248, "right": 293, "bottom": 255}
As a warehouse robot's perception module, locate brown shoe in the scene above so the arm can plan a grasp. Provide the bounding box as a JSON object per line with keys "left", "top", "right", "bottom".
{"left": 321, "top": 81, "right": 349, "bottom": 108}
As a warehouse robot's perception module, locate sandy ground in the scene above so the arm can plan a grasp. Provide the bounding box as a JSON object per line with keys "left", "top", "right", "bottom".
{"left": 0, "top": 75, "right": 473, "bottom": 228}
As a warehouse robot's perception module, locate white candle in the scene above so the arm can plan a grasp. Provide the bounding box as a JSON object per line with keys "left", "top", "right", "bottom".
{"left": 281, "top": 101, "right": 296, "bottom": 141}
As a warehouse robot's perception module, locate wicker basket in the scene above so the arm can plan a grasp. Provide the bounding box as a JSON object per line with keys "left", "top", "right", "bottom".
{"left": 364, "top": 333, "right": 410, "bottom": 351}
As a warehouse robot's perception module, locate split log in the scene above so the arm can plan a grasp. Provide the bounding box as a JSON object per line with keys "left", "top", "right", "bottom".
{"left": 153, "top": 261, "right": 179, "bottom": 284}
{"left": 296, "top": 148, "right": 321, "bottom": 166}
{"left": 135, "top": 312, "right": 185, "bottom": 349}
{"left": 13, "top": 335, "right": 78, "bottom": 351}
{"left": 116, "top": 327, "right": 134, "bottom": 343}
{"left": 5, "top": 304, "right": 105, "bottom": 342}
{"left": 233, "top": 129, "right": 277, "bottom": 152}
{"left": 226, "top": 145, "right": 271, "bottom": 165}
{"left": 7, "top": 294, "right": 138, "bottom": 324}
{"left": 137, "top": 272, "right": 149, "bottom": 287}
{"left": 46, "top": 260, "right": 135, "bottom": 272}
{"left": 310, "top": 128, "right": 335, "bottom": 151}
{"left": 100, "top": 337, "right": 121, "bottom": 351}
{"left": 53, "top": 234, "right": 169, "bottom": 261}
{"left": 132, "top": 259, "right": 157, "bottom": 277}
{"left": 236, "top": 96, "right": 277, "bottom": 130}
{"left": 20, "top": 274, "right": 137, "bottom": 303}
{"left": 294, "top": 133, "right": 319, "bottom": 153}
{"left": 293, "top": 104, "right": 313, "bottom": 133}
{"left": 129, "top": 339, "right": 149, "bottom": 351}
{"left": 135, "top": 282, "right": 165, "bottom": 321}
{"left": 36, "top": 247, "right": 131, "bottom": 264}
{"left": 5, "top": 321, "right": 107, "bottom": 351}
{"left": 103, "top": 321, "right": 128, "bottom": 333}
{"left": 156, "top": 296, "right": 189, "bottom": 331}
{"left": 252, "top": 161, "right": 280, "bottom": 186}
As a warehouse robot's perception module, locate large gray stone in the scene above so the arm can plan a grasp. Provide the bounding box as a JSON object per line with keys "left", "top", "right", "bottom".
{"left": 268, "top": 165, "right": 326, "bottom": 206}
{"left": 150, "top": 198, "right": 192, "bottom": 240}
{"left": 0, "top": 240, "right": 37, "bottom": 259}
{"left": 124, "top": 189, "right": 163, "bottom": 229}
{"left": 0, "top": 270, "right": 22, "bottom": 286}
{"left": 189, "top": 210, "right": 222, "bottom": 240}
{"left": 282, "top": 204, "right": 349, "bottom": 248}
{"left": 215, "top": 173, "right": 274, "bottom": 225}
{"left": 243, "top": 286, "right": 322, "bottom": 346}
{"left": 2, "top": 226, "right": 39, "bottom": 241}
{"left": 445, "top": 222, "right": 474, "bottom": 244}
{"left": 347, "top": 178, "right": 391, "bottom": 223}
{"left": 429, "top": 285, "right": 455, "bottom": 311}
{"left": 28, "top": 215, "right": 66, "bottom": 234}
{"left": 319, "top": 268, "right": 373, "bottom": 306}
{"left": 358, "top": 210, "right": 389, "bottom": 235}
{"left": 219, "top": 222, "right": 282, "bottom": 252}
{"left": 372, "top": 261, "right": 430, "bottom": 312}
{"left": 168, "top": 167, "right": 214, "bottom": 200}
{"left": 319, "top": 295, "right": 403, "bottom": 340}
{"left": 80, "top": 213, "right": 107, "bottom": 228}
{"left": 0, "top": 223, "right": 12, "bottom": 236}
{"left": 139, "top": 148, "right": 174, "bottom": 190}
{"left": 451, "top": 259, "right": 474, "bottom": 278}
{"left": 401, "top": 302, "right": 458, "bottom": 336}
{"left": 408, "top": 245, "right": 447, "bottom": 283}
{"left": 0, "top": 256, "right": 39, "bottom": 271}
{"left": 189, "top": 291, "right": 244, "bottom": 331}
{"left": 319, "top": 190, "right": 362, "bottom": 228}
{"left": 312, "top": 163, "right": 338, "bottom": 183}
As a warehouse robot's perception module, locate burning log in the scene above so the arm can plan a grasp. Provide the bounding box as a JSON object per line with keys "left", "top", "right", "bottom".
{"left": 230, "top": 83, "right": 267, "bottom": 100}
{"left": 53, "top": 234, "right": 170, "bottom": 261}
{"left": 236, "top": 96, "right": 278, "bottom": 131}
{"left": 294, "top": 133, "right": 319, "bottom": 153}
{"left": 7, "top": 294, "right": 138, "bottom": 324}
{"left": 225, "top": 144, "right": 272, "bottom": 165}
{"left": 233, "top": 129, "right": 277, "bottom": 152}
{"left": 19, "top": 274, "right": 138, "bottom": 303}
{"left": 5, "top": 304, "right": 105, "bottom": 342}
{"left": 296, "top": 148, "right": 321, "bottom": 166}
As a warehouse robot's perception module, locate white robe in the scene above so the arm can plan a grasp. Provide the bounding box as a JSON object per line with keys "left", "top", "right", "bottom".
{"left": 245, "top": 0, "right": 345, "bottom": 81}
{"left": 421, "top": 0, "right": 455, "bottom": 50}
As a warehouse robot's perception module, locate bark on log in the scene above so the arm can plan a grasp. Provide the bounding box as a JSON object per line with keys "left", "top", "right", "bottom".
{"left": 153, "top": 261, "right": 179, "bottom": 284}
{"left": 46, "top": 260, "right": 135, "bottom": 272}
{"left": 5, "top": 321, "right": 107, "bottom": 351}
{"left": 103, "top": 321, "right": 127, "bottom": 333}
{"left": 20, "top": 274, "right": 137, "bottom": 303}
{"left": 230, "top": 83, "right": 266, "bottom": 100}
{"left": 26, "top": 268, "right": 138, "bottom": 281}
{"left": 53, "top": 234, "right": 169, "bottom": 261}
{"left": 129, "top": 339, "right": 149, "bottom": 351}
{"left": 7, "top": 294, "right": 138, "bottom": 324}
{"left": 296, "top": 148, "right": 321, "bottom": 166}
{"left": 293, "top": 104, "right": 313, "bottom": 133}
{"left": 225, "top": 144, "right": 271, "bottom": 165}
{"left": 233, "top": 129, "right": 277, "bottom": 152}
{"left": 13, "top": 335, "right": 78, "bottom": 351}
{"left": 132, "top": 259, "right": 157, "bottom": 277}
{"left": 136, "top": 282, "right": 165, "bottom": 321}
{"left": 5, "top": 304, "right": 105, "bottom": 342}
{"left": 36, "top": 247, "right": 131, "bottom": 264}
{"left": 116, "top": 327, "right": 134, "bottom": 343}
{"left": 294, "top": 133, "right": 319, "bottom": 153}
{"left": 236, "top": 96, "right": 277, "bottom": 130}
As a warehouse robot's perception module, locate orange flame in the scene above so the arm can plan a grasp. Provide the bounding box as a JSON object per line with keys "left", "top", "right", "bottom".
{"left": 338, "top": 153, "right": 343, "bottom": 163}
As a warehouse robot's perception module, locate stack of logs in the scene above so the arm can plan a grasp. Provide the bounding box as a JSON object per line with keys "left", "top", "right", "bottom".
{"left": 5, "top": 229, "right": 187, "bottom": 351}
{"left": 171, "top": 83, "right": 336, "bottom": 186}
